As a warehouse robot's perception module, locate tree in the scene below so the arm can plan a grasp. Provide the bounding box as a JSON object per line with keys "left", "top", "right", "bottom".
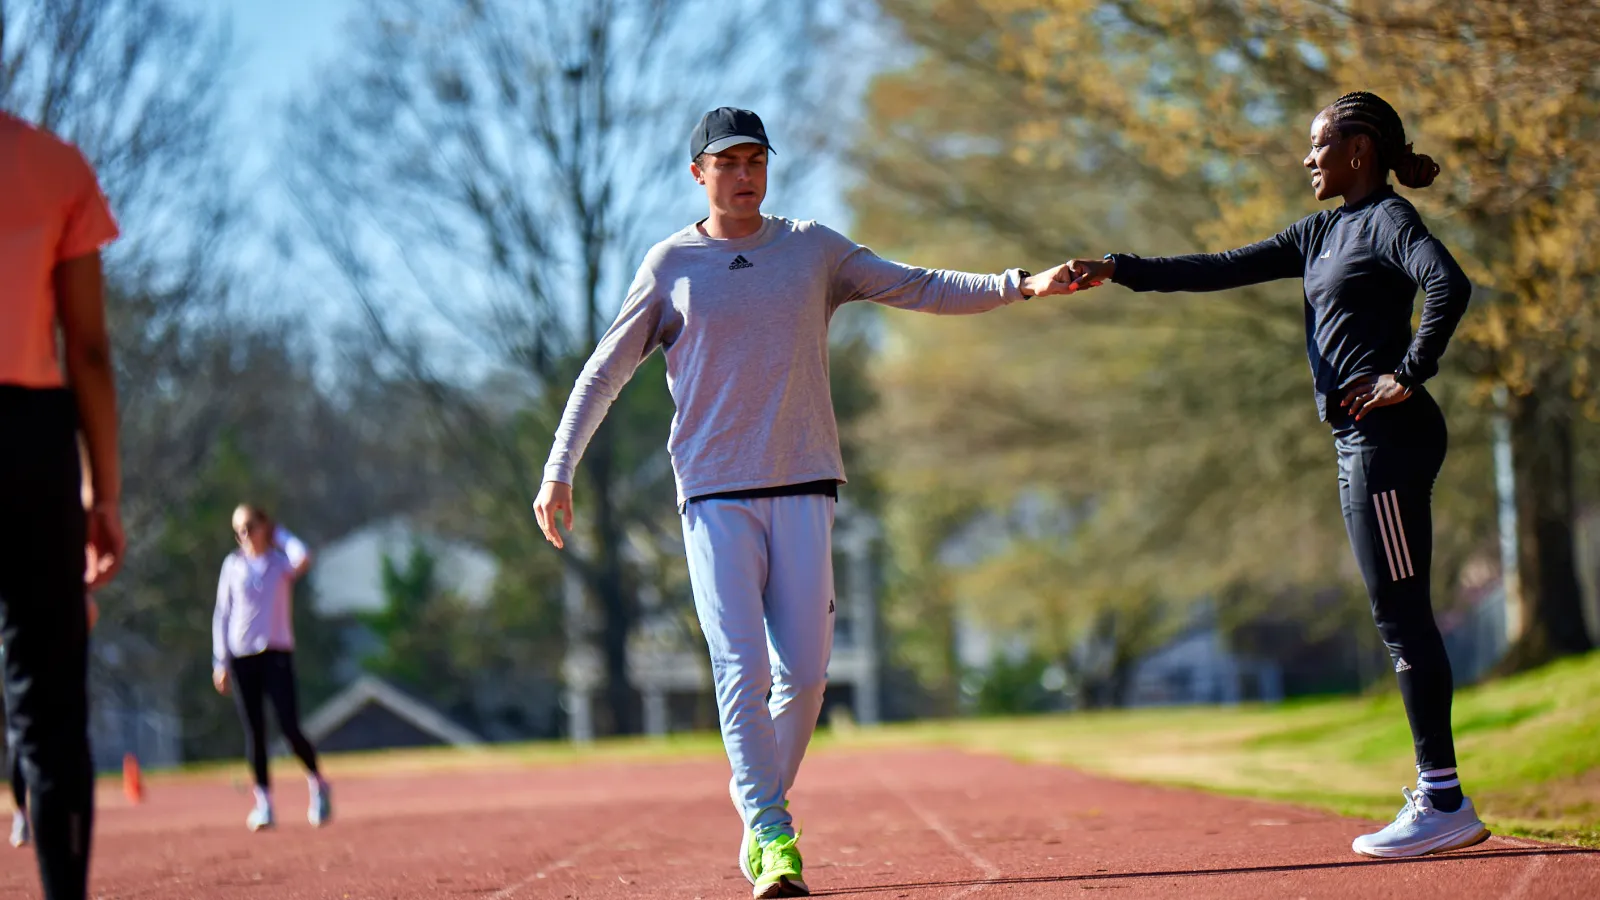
{"left": 360, "top": 546, "right": 458, "bottom": 701}
{"left": 847, "top": 0, "right": 1366, "bottom": 692}
{"left": 285, "top": 0, "right": 852, "bottom": 733}
{"left": 854, "top": 0, "right": 1596, "bottom": 679}
{"left": 974, "top": 0, "right": 1600, "bottom": 665}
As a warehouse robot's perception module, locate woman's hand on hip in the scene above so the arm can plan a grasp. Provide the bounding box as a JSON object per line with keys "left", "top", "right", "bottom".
{"left": 1342, "top": 374, "right": 1412, "bottom": 420}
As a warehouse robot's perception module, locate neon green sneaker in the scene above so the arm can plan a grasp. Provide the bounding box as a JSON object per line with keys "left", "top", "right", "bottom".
{"left": 732, "top": 779, "right": 794, "bottom": 887}
{"left": 752, "top": 833, "right": 808, "bottom": 898}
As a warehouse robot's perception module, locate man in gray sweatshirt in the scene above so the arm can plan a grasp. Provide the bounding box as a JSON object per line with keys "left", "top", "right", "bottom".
{"left": 533, "top": 107, "right": 1083, "bottom": 899}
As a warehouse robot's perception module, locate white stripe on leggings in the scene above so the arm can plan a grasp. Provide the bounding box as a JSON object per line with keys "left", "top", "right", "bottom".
{"left": 1380, "top": 490, "right": 1415, "bottom": 579}
{"left": 1373, "top": 491, "right": 1401, "bottom": 581}
{"left": 1387, "top": 490, "right": 1416, "bottom": 578}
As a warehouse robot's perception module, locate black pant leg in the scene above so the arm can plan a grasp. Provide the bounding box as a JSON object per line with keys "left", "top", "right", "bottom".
{"left": 229, "top": 655, "right": 271, "bottom": 789}
{"left": 11, "top": 743, "right": 24, "bottom": 812}
{"left": 0, "top": 387, "right": 94, "bottom": 900}
{"left": 263, "top": 652, "right": 318, "bottom": 775}
{"left": 1337, "top": 407, "right": 1456, "bottom": 773}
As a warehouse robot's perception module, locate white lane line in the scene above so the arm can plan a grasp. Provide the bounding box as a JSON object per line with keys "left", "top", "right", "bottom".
{"left": 1496, "top": 836, "right": 1555, "bottom": 900}
{"left": 491, "top": 827, "right": 633, "bottom": 899}
{"left": 1500, "top": 852, "right": 1550, "bottom": 900}
{"left": 878, "top": 767, "right": 1001, "bottom": 897}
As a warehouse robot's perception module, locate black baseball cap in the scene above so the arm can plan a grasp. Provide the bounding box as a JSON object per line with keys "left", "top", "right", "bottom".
{"left": 689, "top": 107, "right": 774, "bottom": 160}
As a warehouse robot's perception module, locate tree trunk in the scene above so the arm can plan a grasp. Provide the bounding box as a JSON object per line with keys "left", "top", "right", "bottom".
{"left": 584, "top": 416, "right": 641, "bottom": 735}
{"left": 1501, "top": 387, "right": 1594, "bottom": 670}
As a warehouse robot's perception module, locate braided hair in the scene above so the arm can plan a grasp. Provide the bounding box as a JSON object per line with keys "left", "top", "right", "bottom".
{"left": 1322, "top": 92, "right": 1440, "bottom": 189}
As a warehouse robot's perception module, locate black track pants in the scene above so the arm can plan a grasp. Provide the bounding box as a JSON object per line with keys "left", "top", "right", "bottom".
{"left": 1334, "top": 389, "right": 1456, "bottom": 772}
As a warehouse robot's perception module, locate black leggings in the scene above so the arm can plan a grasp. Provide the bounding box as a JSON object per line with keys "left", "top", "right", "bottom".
{"left": 229, "top": 651, "right": 319, "bottom": 789}
{"left": 1334, "top": 390, "right": 1456, "bottom": 772}
{"left": 11, "top": 744, "right": 23, "bottom": 811}
{"left": 0, "top": 387, "right": 94, "bottom": 900}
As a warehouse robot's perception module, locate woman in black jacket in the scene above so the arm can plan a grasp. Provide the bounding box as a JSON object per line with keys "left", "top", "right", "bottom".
{"left": 1069, "top": 92, "right": 1484, "bottom": 859}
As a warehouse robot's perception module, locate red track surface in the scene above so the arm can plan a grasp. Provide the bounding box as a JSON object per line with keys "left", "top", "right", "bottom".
{"left": 0, "top": 748, "right": 1594, "bottom": 899}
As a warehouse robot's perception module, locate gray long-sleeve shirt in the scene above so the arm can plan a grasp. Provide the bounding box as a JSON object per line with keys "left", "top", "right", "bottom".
{"left": 544, "top": 216, "right": 1029, "bottom": 504}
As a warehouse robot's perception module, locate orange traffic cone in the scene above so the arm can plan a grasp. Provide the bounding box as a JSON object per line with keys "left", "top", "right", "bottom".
{"left": 122, "top": 753, "right": 142, "bottom": 805}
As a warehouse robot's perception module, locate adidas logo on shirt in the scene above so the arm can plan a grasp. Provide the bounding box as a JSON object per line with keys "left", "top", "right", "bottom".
{"left": 729, "top": 255, "right": 754, "bottom": 270}
{"left": 1394, "top": 657, "right": 1412, "bottom": 672}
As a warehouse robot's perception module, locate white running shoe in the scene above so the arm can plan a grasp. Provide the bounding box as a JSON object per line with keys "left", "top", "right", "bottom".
{"left": 731, "top": 777, "right": 757, "bottom": 885}
{"left": 1352, "top": 788, "right": 1490, "bottom": 858}
{"left": 309, "top": 783, "right": 331, "bottom": 827}
{"left": 9, "top": 811, "right": 28, "bottom": 848}
{"left": 247, "top": 803, "right": 274, "bottom": 832}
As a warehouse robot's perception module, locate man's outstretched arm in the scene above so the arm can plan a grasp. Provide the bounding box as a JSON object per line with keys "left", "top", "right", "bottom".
{"left": 825, "top": 227, "right": 1082, "bottom": 314}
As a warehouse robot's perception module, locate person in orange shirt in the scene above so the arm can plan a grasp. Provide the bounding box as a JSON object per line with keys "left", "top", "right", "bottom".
{"left": 0, "top": 110, "right": 124, "bottom": 900}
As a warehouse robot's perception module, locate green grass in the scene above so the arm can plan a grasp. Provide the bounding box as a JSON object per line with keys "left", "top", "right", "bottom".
{"left": 119, "top": 651, "right": 1600, "bottom": 848}
{"left": 828, "top": 649, "right": 1600, "bottom": 847}
{"left": 131, "top": 729, "right": 734, "bottom": 782}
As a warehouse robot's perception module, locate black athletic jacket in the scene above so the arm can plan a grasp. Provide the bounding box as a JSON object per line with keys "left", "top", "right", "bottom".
{"left": 1109, "top": 186, "right": 1472, "bottom": 422}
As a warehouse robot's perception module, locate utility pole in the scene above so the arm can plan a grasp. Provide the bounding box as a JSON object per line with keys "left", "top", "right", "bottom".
{"left": 1493, "top": 385, "right": 1521, "bottom": 646}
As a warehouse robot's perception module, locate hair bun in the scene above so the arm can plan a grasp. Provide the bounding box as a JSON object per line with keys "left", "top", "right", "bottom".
{"left": 1393, "top": 143, "right": 1440, "bottom": 189}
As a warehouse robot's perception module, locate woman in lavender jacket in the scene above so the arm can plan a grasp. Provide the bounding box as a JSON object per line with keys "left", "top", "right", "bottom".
{"left": 213, "top": 504, "right": 330, "bottom": 831}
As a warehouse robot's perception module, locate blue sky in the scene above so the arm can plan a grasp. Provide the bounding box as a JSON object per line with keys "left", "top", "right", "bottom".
{"left": 203, "top": 0, "right": 358, "bottom": 200}
{"left": 187, "top": 0, "right": 873, "bottom": 369}
{"left": 216, "top": 0, "right": 355, "bottom": 146}
{"left": 207, "top": 0, "right": 859, "bottom": 227}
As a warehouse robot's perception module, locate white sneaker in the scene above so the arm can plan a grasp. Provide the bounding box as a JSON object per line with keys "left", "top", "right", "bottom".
{"left": 1352, "top": 788, "right": 1490, "bottom": 858}
{"left": 731, "top": 777, "right": 757, "bottom": 885}
{"left": 309, "top": 783, "right": 331, "bottom": 827}
{"left": 9, "top": 811, "right": 28, "bottom": 848}
{"left": 247, "top": 804, "right": 274, "bottom": 832}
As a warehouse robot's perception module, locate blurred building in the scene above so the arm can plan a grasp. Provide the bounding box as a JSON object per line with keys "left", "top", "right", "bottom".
{"left": 311, "top": 517, "right": 498, "bottom": 615}
{"left": 954, "top": 601, "right": 1286, "bottom": 710}
{"left": 308, "top": 517, "right": 499, "bottom": 685}
{"left": 1124, "top": 621, "right": 1284, "bottom": 706}
{"left": 298, "top": 675, "right": 481, "bottom": 753}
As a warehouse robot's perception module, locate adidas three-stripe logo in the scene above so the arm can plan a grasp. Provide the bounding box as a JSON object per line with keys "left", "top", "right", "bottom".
{"left": 1372, "top": 489, "right": 1415, "bottom": 581}
{"left": 729, "top": 255, "right": 754, "bottom": 270}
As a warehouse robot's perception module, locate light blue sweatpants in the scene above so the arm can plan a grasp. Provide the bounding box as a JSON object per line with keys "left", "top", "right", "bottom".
{"left": 682, "top": 493, "right": 835, "bottom": 841}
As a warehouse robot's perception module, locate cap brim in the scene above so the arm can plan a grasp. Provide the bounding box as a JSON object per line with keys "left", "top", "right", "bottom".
{"left": 700, "top": 135, "right": 772, "bottom": 155}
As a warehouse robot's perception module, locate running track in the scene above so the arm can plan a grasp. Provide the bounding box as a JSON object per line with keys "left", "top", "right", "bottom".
{"left": 0, "top": 749, "right": 1593, "bottom": 898}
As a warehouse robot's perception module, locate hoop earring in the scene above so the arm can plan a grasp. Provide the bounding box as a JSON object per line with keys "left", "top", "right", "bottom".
{"left": 1351, "top": 158, "right": 1362, "bottom": 171}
